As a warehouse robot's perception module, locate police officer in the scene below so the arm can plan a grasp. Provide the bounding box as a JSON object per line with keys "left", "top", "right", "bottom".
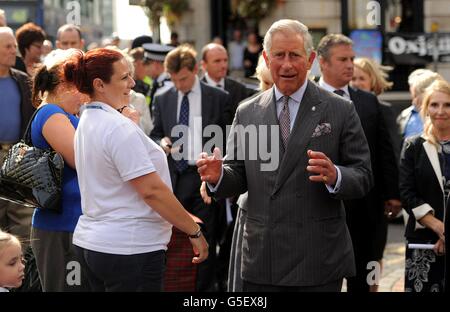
{"left": 142, "top": 43, "right": 174, "bottom": 116}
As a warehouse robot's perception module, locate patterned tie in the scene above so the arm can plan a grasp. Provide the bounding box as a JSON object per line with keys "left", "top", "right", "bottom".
{"left": 279, "top": 95, "right": 291, "bottom": 150}
{"left": 174, "top": 92, "right": 190, "bottom": 173}
{"left": 334, "top": 89, "right": 345, "bottom": 97}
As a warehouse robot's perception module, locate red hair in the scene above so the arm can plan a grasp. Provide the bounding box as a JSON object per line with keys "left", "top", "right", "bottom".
{"left": 64, "top": 48, "right": 123, "bottom": 95}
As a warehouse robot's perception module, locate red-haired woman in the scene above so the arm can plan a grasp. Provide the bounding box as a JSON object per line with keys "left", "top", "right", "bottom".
{"left": 65, "top": 48, "right": 208, "bottom": 292}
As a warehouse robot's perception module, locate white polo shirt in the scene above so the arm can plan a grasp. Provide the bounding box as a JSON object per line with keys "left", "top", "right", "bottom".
{"left": 73, "top": 102, "right": 172, "bottom": 255}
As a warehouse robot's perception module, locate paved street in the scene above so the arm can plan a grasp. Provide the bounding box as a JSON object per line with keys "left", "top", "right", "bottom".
{"left": 342, "top": 220, "right": 406, "bottom": 292}
{"left": 379, "top": 221, "right": 406, "bottom": 292}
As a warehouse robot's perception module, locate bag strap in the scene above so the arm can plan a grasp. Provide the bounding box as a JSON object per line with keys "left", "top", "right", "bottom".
{"left": 22, "top": 106, "right": 44, "bottom": 145}
{"left": 23, "top": 105, "right": 73, "bottom": 148}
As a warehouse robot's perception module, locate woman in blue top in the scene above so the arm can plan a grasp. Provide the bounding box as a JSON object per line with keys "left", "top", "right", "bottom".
{"left": 29, "top": 49, "right": 90, "bottom": 292}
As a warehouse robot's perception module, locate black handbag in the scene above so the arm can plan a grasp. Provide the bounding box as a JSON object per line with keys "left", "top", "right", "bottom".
{"left": 0, "top": 107, "right": 64, "bottom": 212}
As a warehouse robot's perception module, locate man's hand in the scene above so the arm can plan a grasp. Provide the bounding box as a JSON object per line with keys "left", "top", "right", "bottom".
{"left": 160, "top": 137, "right": 173, "bottom": 155}
{"left": 121, "top": 106, "right": 140, "bottom": 125}
{"left": 196, "top": 147, "right": 223, "bottom": 185}
{"left": 200, "top": 182, "right": 212, "bottom": 205}
{"left": 419, "top": 213, "right": 445, "bottom": 241}
{"left": 384, "top": 199, "right": 403, "bottom": 219}
{"left": 307, "top": 150, "right": 337, "bottom": 186}
{"left": 434, "top": 238, "right": 445, "bottom": 256}
{"left": 189, "top": 234, "right": 209, "bottom": 264}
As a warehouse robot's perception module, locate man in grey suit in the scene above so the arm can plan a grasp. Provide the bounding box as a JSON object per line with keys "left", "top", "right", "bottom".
{"left": 197, "top": 19, "right": 373, "bottom": 291}
{"left": 150, "top": 45, "right": 231, "bottom": 291}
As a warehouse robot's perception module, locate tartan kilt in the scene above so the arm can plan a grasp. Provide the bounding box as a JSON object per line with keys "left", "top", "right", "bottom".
{"left": 164, "top": 227, "right": 197, "bottom": 291}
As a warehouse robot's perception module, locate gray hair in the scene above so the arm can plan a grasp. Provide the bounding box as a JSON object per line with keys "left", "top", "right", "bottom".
{"left": 56, "top": 24, "right": 82, "bottom": 40}
{"left": 317, "top": 34, "right": 353, "bottom": 60}
{"left": 411, "top": 70, "right": 444, "bottom": 97}
{"left": 0, "top": 26, "right": 14, "bottom": 36}
{"left": 263, "top": 19, "right": 314, "bottom": 57}
{"left": 407, "top": 68, "right": 434, "bottom": 87}
{"left": 0, "top": 9, "right": 5, "bottom": 26}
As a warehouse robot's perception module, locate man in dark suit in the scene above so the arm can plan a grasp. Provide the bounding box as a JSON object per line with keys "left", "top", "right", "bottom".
{"left": 197, "top": 19, "right": 373, "bottom": 292}
{"left": 150, "top": 45, "right": 231, "bottom": 291}
{"left": 317, "top": 34, "right": 400, "bottom": 292}
{"left": 201, "top": 43, "right": 254, "bottom": 116}
{"left": 200, "top": 42, "right": 253, "bottom": 291}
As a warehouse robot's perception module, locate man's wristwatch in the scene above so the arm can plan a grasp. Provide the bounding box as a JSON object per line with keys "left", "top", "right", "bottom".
{"left": 188, "top": 226, "right": 202, "bottom": 239}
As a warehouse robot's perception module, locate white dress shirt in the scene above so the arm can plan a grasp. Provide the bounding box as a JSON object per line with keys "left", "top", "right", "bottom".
{"left": 273, "top": 79, "right": 308, "bottom": 131}
{"left": 318, "top": 78, "right": 351, "bottom": 100}
{"left": 204, "top": 73, "right": 225, "bottom": 89}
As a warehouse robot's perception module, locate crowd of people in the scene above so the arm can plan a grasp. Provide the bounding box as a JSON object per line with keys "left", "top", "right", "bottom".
{"left": 0, "top": 13, "right": 449, "bottom": 293}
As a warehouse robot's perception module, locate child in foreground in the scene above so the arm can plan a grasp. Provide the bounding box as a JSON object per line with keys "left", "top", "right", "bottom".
{"left": 0, "top": 230, "right": 25, "bottom": 292}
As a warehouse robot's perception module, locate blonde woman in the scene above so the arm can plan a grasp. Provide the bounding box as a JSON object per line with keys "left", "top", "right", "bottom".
{"left": 254, "top": 54, "right": 274, "bottom": 91}
{"left": 352, "top": 57, "right": 393, "bottom": 96}
{"left": 399, "top": 79, "right": 450, "bottom": 292}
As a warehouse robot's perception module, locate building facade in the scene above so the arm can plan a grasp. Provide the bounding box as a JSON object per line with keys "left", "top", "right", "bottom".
{"left": 171, "top": 0, "right": 450, "bottom": 93}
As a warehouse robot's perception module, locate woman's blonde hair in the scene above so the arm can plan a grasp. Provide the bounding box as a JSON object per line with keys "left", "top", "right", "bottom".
{"left": 0, "top": 230, "right": 21, "bottom": 255}
{"left": 353, "top": 57, "right": 393, "bottom": 95}
{"left": 254, "top": 55, "right": 273, "bottom": 91}
{"left": 421, "top": 79, "right": 450, "bottom": 146}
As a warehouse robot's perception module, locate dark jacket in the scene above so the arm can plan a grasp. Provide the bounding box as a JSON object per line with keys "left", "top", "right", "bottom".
{"left": 9, "top": 68, "right": 34, "bottom": 139}
{"left": 400, "top": 135, "right": 446, "bottom": 242}
{"left": 201, "top": 77, "right": 255, "bottom": 118}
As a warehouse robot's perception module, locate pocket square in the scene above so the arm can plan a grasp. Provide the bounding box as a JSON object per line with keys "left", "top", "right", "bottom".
{"left": 312, "top": 123, "right": 331, "bottom": 138}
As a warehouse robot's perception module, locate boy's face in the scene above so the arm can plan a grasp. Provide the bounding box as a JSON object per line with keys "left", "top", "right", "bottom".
{"left": 0, "top": 241, "right": 25, "bottom": 288}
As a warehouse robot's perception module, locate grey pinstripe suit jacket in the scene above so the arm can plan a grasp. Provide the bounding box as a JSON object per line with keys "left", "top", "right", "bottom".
{"left": 214, "top": 81, "right": 373, "bottom": 286}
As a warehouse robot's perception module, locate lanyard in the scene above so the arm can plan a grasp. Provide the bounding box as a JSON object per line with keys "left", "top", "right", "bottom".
{"left": 85, "top": 105, "right": 104, "bottom": 111}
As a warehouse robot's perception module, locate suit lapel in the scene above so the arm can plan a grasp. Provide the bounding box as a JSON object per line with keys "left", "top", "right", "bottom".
{"left": 259, "top": 89, "right": 279, "bottom": 129}
{"left": 167, "top": 89, "right": 178, "bottom": 137}
{"left": 272, "top": 81, "right": 324, "bottom": 195}
{"left": 348, "top": 87, "right": 362, "bottom": 115}
{"left": 201, "top": 83, "right": 212, "bottom": 133}
{"left": 423, "top": 139, "right": 444, "bottom": 192}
